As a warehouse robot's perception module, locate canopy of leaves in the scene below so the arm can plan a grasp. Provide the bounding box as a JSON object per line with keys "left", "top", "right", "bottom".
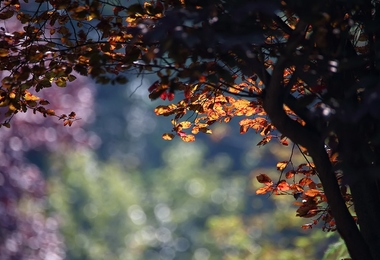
{"left": 1, "top": 0, "right": 380, "bottom": 258}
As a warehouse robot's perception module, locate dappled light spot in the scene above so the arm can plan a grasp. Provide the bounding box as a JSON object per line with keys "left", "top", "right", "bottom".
{"left": 223, "top": 196, "right": 239, "bottom": 211}
{"left": 60, "top": 94, "right": 75, "bottom": 109}
{"left": 155, "top": 227, "right": 172, "bottom": 243}
{"left": 193, "top": 248, "right": 211, "bottom": 260}
{"left": 9, "top": 136, "right": 22, "bottom": 151}
{"left": 77, "top": 88, "right": 93, "bottom": 103}
{"left": 320, "top": 103, "right": 335, "bottom": 117}
{"left": 72, "top": 128, "right": 87, "bottom": 143}
{"left": 210, "top": 189, "right": 227, "bottom": 204}
{"left": 128, "top": 205, "right": 147, "bottom": 225}
{"left": 87, "top": 132, "right": 102, "bottom": 150}
{"left": 159, "top": 247, "right": 176, "bottom": 260}
{"left": 154, "top": 203, "right": 172, "bottom": 222}
{"left": 186, "top": 179, "right": 205, "bottom": 198}
{"left": 248, "top": 226, "right": 262, "bottom": 240}
{"left": 44, "top": 127, "right": 57, "bottom": 142}
{"left": 175, "top": 237, "right": 190, "bottom": 252}
{"left": 139, "top": 226, "right": 156, "bottom": 244}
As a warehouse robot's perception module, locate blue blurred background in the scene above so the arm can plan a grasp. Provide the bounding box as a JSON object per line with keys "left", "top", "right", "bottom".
{"left": 0, "top": 71, "right": 345, "bottom": 259}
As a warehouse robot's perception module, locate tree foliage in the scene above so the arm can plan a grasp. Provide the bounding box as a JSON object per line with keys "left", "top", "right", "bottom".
{"left": 1, "top": 0, "right": 380, "bottom": 259}
{"left": 48, "top": 144, "right": 337, "bottom": 260}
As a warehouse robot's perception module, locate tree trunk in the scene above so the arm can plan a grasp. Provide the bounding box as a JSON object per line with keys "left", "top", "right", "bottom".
{"left": 262, "top": 20, "right": 374, "bottom": 259}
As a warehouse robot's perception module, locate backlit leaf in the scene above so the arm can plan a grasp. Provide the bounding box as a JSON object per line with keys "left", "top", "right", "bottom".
{"left": 277, "top": 180, "right": 290, "bottom": 191}
{"left": 256, "top": 186, "right": 273, "bottom": 195}
{"left": 304, "top": 189, "right": 321, "bottom": 197}
{"left": 285, "top": 170, "right": 295, "bottom": 179}
{"left": 162, "top": 133, "right": 175, "bottom": 140}
{"left": 179, "top": 121, "right": 192, "bottom": 129}
{"left": 276, "top": 161, "right": 288, "bottom": 171}
{"left": 180, "top": 134, "right": 195, "bottom": 142}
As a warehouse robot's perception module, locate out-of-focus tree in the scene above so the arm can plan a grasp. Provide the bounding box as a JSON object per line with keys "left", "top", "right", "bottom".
{"left": 47, "top": 142, "right": 339, "bottom": 260}
{"left": 0, "top": 74, "right": 95, "bottom": 259}
{"left": 1, "top": 0, "right": 380, "bottom": 258}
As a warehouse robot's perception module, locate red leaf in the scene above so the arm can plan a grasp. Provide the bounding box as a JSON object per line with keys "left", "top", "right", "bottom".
{"left": 160, "top": 91, "right": 167, "bottom": 100}
{"left": 168, "top": 92, "right": 175, "bottom": 101}
{"left": 177, "top": 131, "right": 186, "bottom": 137}
{"left": 281, "top": 139, "right": 289, "bottom": 146}
{"left": 277, "top": 180, "right": 290, "bottom": 191}
{"left": 149, "top": 81, "right": 159, "bottom": 93}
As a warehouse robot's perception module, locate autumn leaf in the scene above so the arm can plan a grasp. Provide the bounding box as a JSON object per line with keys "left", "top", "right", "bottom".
{"left": 24, "top": 92, "right": 40, "bottom": 101}
{"left": 167, "top": 92, "right": 175, "bottom": 101}
{"left": 301, "top": 224, "right": 313, "bottom": 229}
{"left": 257, "top": 135, "right": 272, "bottom": 146}
{"left": 304, "top": 189, "right": 321, "bottom": 197}
{"left": 285, "top": 170, "right": 295, "bottom": 179}
{"left": 276, "top": 161, "right": 288, "bottom": 171}
{"left": 162, "top": 133, "right": 175, "bottom": 140}
{"left": 277, "top": 180, "right": 290, "bottom": 191}
{"left": 180, "top": 134, "right": 195, "bottom": 142}
{"left": 299, "top": 177, "right": 314, "bottom": 187}
{"left": 199, "top": 127, "right": 212, "bottom": 134}
{"left": 178, "top": 121, "right": 192, "bottom": 129}
{"left": 256, "top": 186, "right": 273, "bottom": 195}
{"left": 154, "top": 104, "right": 177, "bottom": 116}
{"left": 256, "top": 174, "right": 273, "bottom": 185}
{"left": 63, "top": 119, "right": 73, "bottom": 126}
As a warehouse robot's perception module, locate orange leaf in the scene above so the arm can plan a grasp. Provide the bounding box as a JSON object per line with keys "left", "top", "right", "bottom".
{"left": 256, "top": 186, "right": 273, "bottom": 195}
{"left": 257, "top": 135, "right": 272, "bottom": 146}
{"left": 276, "top": 161, "right": 288, "bottom": 171}
{"left": 162, "top": 133, "right": 175, "bottom": 140}
{"left": 280, "top": 139, "right": 289, "bottom": 146}
{"left": 180, "top": 134, "right": 195, "bottom": 142}
{"left": 301, "top": 224, "right": 313, "bottom": 229}
{"left": 299, "top": 177, "right": 314, "bottom": 187}
{"left": 199, "top": 127, "right": 212, "bottom": 134}
{"left": 63, "top": 119, "right": 72, "bottom": 126}
{"left": 240, "top": 124, "right": 249, "bottom": 134}
{"left": 256, "top": 174, "right": 273, "bottom": 185}
{"left": 199, "top": 76, "right": 206, "bottom": 83}
{"left": 304, "top": 189, "right": 321, "bottom": 197}
{"left": 277, "top": 180, "right": 290, "bottom": 191}
{"left": 285, "top": 170, "right": 295, "bottom": 179}
{"left": 178, "top": 121, "right": 192, "bottom": 129}
{"left": 290, "top": 184, "right": 304, "bottom": 192}
{"left": 46, "top": 109, "right": 55, "bottom": 116}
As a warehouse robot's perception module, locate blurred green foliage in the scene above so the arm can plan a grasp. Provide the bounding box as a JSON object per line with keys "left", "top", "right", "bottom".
{"left": 46, "top": 142, "right": 344, "bottom": 260}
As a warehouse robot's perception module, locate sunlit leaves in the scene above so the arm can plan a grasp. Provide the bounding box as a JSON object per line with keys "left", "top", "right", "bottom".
{"left": 162, "top": 133, "right": 175, "bottom": 140}
{"left": 276, "top": 161, "right": 288, "bottom": 171}
{"left": 304, "top": 189, "right": 321, "bottom": 197}
{"left": 180, "top": 134, "right": 195, "bottom": 142}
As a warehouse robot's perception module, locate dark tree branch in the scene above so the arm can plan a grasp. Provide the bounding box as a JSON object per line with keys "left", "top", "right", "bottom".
{"left": 262, "top": 19, "right": 373, "bottom": 260}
